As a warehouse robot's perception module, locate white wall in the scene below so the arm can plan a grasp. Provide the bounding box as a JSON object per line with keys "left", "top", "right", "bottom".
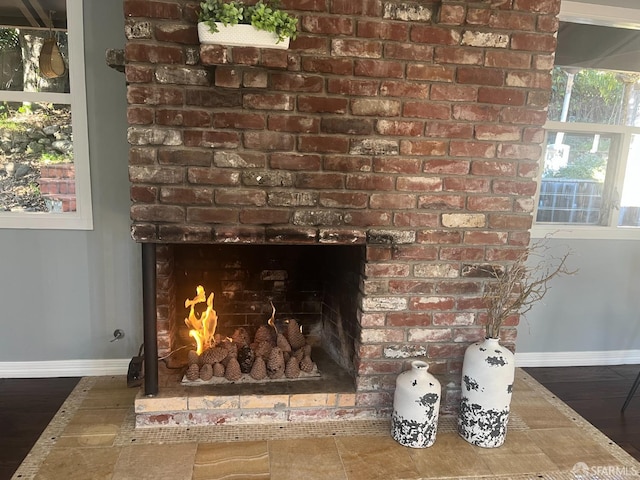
{"left": 0, "top": 2, "right": 141, "bottom": 371}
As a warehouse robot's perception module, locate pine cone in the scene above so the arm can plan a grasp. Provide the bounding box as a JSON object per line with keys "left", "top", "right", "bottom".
{"left": 200, "top": 363, "right": 213, "bottom": 381}
{"left": 250, "top": 356, "right": 267, "bottom": 380}
{"left": 267, "top": 346, "right": 285, "bottom": 379}
{"left": 293, "top": 348, "right": 305, "bottom": 361}
{"left": 232, "top": 327, "right": 251, "bottom": 346}
{"left": 303, "top": 344, "right": 312, "bottom": 357}
{"left": 276, "top": 333, "right": 292, "bottom": 353}
{"left": 283, "top": 351, "right": 290, "bottom": 364}
{"left": 238, "top": 345, "right": 255, "bottom": 374}
{"left": 213, "top": 362, "right": 225, "bottom": 377}
{"left": 202, "top": 346, "right": 227, "bottom": 365}
{"left": 187, "top": 350, "right": 200, "bottom": 366}
{"left": 300, "top": 355, "right": 315, "bottom": 373}
{"left": 287, "top": 320, "right": 307, "bottom": 350}
{"left": 225, "top": 357, "right": 242, "bottom": 381}
{"left": 186, "top": 363, "right": 200, "bottom": 381}
{"left": 254, "top": 324, "right": 275, "bottom": 345}
{"left": 254, "top": 340, "right": 272, "bottom": 360}
{"left": 285, "top": 356, "right": 301, "bottom": 379}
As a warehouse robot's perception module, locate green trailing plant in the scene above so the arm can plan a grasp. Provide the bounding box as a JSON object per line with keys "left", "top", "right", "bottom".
{"left": 198, "top": 0, "right": 298, "bottom": 43}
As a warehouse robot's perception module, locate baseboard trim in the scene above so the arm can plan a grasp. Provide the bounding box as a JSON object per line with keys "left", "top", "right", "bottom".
{"left": 516, "top": 349, "right": 640, "bottom": 367}
{"left": 0, "top": 359, "right": 130, "bottom": 378}
{"left": 2, "top": 352, "right": 638, "bottom": 377}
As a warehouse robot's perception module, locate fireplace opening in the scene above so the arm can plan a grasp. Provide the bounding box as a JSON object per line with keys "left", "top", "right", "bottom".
{"left": 159, "top": 244, "right": 365, "bottom": 388}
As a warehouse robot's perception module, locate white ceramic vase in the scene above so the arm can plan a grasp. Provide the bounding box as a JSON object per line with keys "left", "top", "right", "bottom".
{"left": 391, "top": 360, "right": 441, "bottom": 448}
{"left": 197, "top": 22, "right": 290, "bottom": 49}
{"left": 458, "top": 337, "right": 515, "bottom": 448}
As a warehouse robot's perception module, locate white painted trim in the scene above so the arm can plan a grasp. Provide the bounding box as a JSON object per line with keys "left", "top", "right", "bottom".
{"left": 0, "top": 0, "right": 93, "bottom": 230}
{"left": 516, "top": 350, "right": 640, "bottom": 367}
{"left": 0, "top": 359, "right": 130, "bottom": 378}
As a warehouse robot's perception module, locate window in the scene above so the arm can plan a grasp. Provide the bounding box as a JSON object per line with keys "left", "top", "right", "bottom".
{"left": 0, "top": 0, "right": 91, "bottom": 230}
{"left": 533, "top": 1, "right": 640, "bottom": 239}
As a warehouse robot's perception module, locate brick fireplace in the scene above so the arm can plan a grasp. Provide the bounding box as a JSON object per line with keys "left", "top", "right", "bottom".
{"left": 124, "top": 0, "right": 559, "bottom": 423}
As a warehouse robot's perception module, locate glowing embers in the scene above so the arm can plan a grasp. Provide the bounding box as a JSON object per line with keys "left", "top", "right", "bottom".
{"left": 182, "top": 286, "right": 319, "bottom": 385}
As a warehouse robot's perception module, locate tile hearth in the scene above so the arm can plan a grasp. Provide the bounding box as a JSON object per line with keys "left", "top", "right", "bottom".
{"left": 13, "top": 369, "right": 640, "bottom": 480}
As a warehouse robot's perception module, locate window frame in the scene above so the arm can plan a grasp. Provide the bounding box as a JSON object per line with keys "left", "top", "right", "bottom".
{"left": 0, "top": 0, "right": 92, "bottom": 230}
{"left": 532, "top": 1, "right": 640, "bottom": 240}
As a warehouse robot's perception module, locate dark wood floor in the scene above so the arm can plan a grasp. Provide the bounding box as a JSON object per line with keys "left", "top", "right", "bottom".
{"left": 526, "top": 364, "right": 640, "bottom": 462}
{"left": 0, "top": 377, "right": 79, "bottom": 480}
{"left": 0, "top": 366, "right": 638, "bottom": 479}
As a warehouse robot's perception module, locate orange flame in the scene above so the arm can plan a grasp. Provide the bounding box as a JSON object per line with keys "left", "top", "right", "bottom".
{"left": 184, "top": 285, "right": 217, "bottom": 355}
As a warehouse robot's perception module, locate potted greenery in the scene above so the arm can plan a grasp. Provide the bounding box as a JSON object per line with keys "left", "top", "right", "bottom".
{"left": 458, "top": 241, "right": 574, "bottom": 448}
{"left": 197, "top": 0, "right": 298, "bottom": 49}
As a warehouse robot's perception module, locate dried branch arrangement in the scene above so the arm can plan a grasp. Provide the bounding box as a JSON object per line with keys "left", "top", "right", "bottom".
{"left": 484, "top": 240, "right": 576, "bottom": 339}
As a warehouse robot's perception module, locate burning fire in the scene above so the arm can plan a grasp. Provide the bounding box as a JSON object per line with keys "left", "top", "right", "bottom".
{"left": 184, "top": 285, "right": 217, "bottom": 355}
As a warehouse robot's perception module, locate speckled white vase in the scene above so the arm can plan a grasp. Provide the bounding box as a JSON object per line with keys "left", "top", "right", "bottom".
{"left": 458, "top": 337, "right": 515, "bottom": 448}
{"left": 391, "top": 361, "right": 441, "bottom": 448}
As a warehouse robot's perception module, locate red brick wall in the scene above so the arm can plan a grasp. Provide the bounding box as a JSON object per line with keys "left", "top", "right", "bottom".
{"left": 125, "top": 0, "right": 560, "bottom": 413}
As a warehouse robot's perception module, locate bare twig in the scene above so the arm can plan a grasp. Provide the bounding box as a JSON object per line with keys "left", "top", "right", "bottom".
{"left": 484, "top": 239, "right": 576, "bottom": 339}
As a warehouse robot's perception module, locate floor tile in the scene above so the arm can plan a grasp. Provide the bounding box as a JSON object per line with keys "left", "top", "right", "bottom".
{"left": 473, "top": 431, "right": 544, "bottom": 456}
{"left": 336, "top": 435, "right": 421, "bottom": 480}
{"left": 62, "top": 408, "right": 128, "bottom": 436}
{"left": 111, "top": 443, "right": 197, "bottom": 480}
{"left": 269, "top": 437, "right": 347, "bottom": 480}
{"left": 527, "top": 427, "right": 624, "bottom": 469}
{"left": 193, "top": 441, "right": 270, "bottom": 480}
{"left": 482, "top": 452, "right": 559, "bottom": 475}
{"left": 409, "top": 432, "right": 492, "bottom": 478}
{"left": 34, "top": 446, "right": 122, "bottom": 480}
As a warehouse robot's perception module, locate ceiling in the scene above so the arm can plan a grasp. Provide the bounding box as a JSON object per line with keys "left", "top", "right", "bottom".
{"left": 0, "top": 0, "right": 66, "bottom": 30}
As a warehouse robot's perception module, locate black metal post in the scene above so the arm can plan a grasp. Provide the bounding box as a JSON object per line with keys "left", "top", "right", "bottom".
{"left": 142, "top": 243, "right": 158, "bottom": 396}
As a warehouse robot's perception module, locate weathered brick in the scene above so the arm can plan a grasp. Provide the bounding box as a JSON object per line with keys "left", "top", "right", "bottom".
{"left": 154, "top": 24, "right": 198, "bottom": 44}
{"left": 357, "top": 20, "right": 409, "bottom": 41}
{"left": 244, "top": 131, "right": 295, "bottom": 151}
{"left": 370, "top": 193, "right": 415, "bottom": 210}
{"left": 299, "top": 136, "right": 350, "bottom": 154}
{"left": 464, "top": 30, "right": 509, "bottom": 48}
{"left": 270, "top": 153, "right": 322, "bottom": 171}
{"left": 400, "top": 140, "right": 447, "bottom": 156}
{"left": 124, "top": 0, "right": 181, "bottom": 19}
{"left": 301, "top": 57, "right": 354, "bottom": 75}
{"left": 243, "top": 93, "right": 295, "bottom": 111}
{"left": 160, "top": 186, "right": 213, "bottom": 205}
{"left": 328, "top": 78, "right": 380, "bottom": 96}
{"left": 125, "top": 43, "right": 184, "bottom": 63}
{"left": 322, "top": 118, "right": 373, "bottom": 135}
{"left": 407, "top": 64, "right": 454, "bottom": 82}
{"left": 426, "top": 122, "right": 474, "bottom": 139}
{"left": 471, "top": 160, "right": 517, "bottom": 177}
{"left": 372, "top": 159, "right": 418, "bottom": 175}
{"left": 298, "top": 96, "right": 349, "bottom": 114}
{"left": 450, "top": 141, "right": 495, "bottom": 158}
{"left": 384, "top": 43, "right": 433, "bottom": 61}
{"left": 159, "top": 148, "right": 212, "bottom": 168}
{"left": 156, "top": 109, "right": 211, "bottom": 127}
{"left": 351, "top": 99, "right": 401, "bottom": 117}
{"left": 127, "top": 127, "right": 182, "bottom": 146}
{"left": 380, "top": 80, "right": 429, "bottom": 98}
{"left": 354, "top": 59, "right": 404, "bottom": 78}
{"left": 296, "top": 172, "right": 345, "bottom": 189}
{"left": 457, "top": 67, "right": 504, "bottom": 86}
{"left": 511, "top": 33, "right": 557, "bottom": 52}
{"left": 215, "top": 189, "right": 267, "bottom": 206}
{"left": 442, "top": 213, "right": 485, "bottom": 228}
{"left": 331, "top": 39, "right": 382, "bottom": 58}
{"left": 418, "top": 195, "right": 465, "bottom": 211}
{"left": 131, "top": 204, "right": 184, "bottom": 222}
{"left": 404, "top": 102, "right": 451, "bottom": 120}
{"left": 333, "top": 135, "right": 383, "bottom": 155}
{"left": 434, "top": 46, "right": 483, "bottom": 65}
{"left": 431, "top": 84, "right": 477, "bottom": 102}
{"left": 271, "top": 73, "right": 324, "bottom": 92}
{"left": 302, "top": 15, "right": 354, "bottom": 35}
{"left": 485, "top": 50, "right": 531, "bottom": 69}
{"left": 319, "top": 192, "right": 369, "bottom": 209}
{"left": 213, "top": 112, "right": 265, "bottom": 130}
{"left": 188, "top": 168, "right": 240, "bottom": 185}
{"left": 396, "top": 177, "right": 442, "bottom": 192}
{"left": 411, "top": 26, "right": 461, "bottom": 45}
{"left": 477, "top": 87, "right": 526, "bottom": 106}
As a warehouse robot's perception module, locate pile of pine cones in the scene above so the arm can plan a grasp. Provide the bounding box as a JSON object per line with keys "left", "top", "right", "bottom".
{"left": 185, "top": 318, "right": 317, "bottom": 383}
